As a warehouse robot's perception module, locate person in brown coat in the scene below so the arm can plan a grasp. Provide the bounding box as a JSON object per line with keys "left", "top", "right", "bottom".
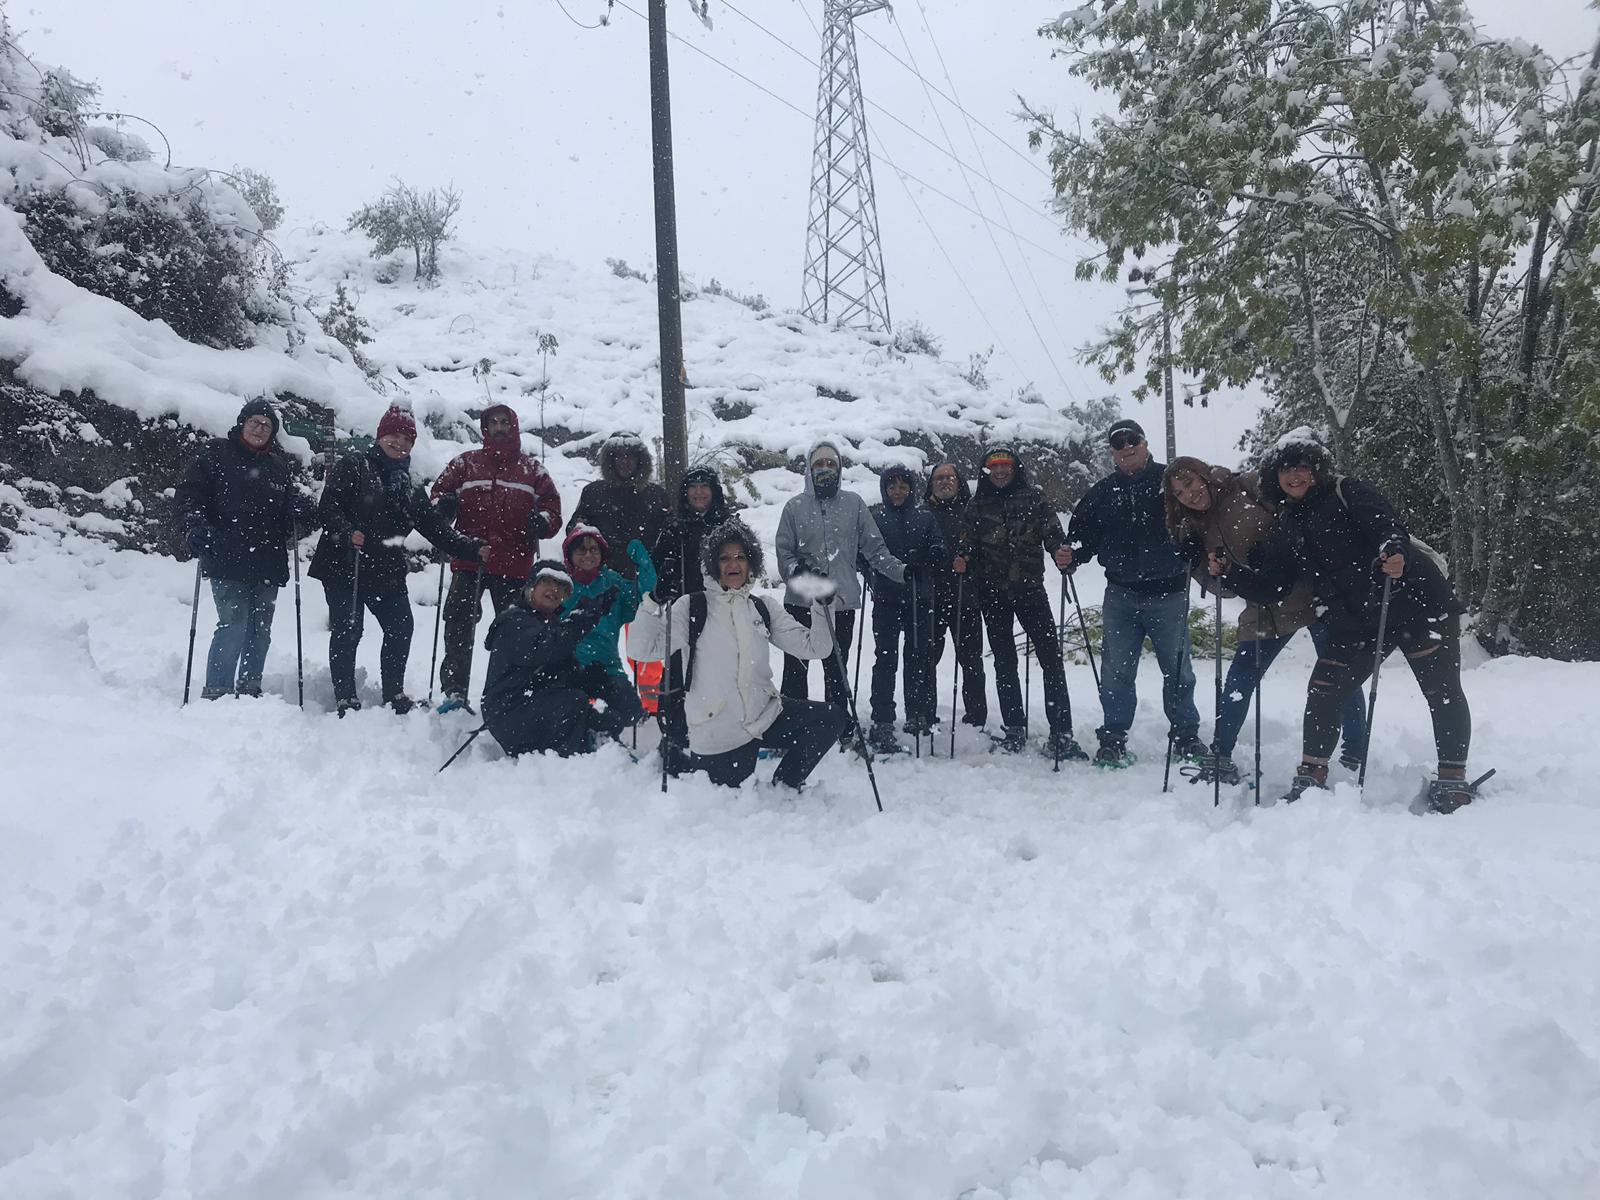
{"left": 1163, "top": 456, "right": 1367, "bottom": 784}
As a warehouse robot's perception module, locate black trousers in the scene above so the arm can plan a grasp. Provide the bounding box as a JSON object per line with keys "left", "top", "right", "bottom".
{"left": 439, "top": 570, "right": 522, "bottom": 698}
{"left": 981, "top": 582, "right": 1072, "bottom": 734}
{"left": 780, "top": 606, "right": 855, "bottom": 708}
{"left": 322, "top": 581, "right": 413, "bottom": 703}
{"left": 701, "top": 699, "right": 850, "bottom": 789}
{"left": 485, "top": 687, "right": 595, "bottom": 757}
{"left": 930, "top": 590, "right": 987, "bottom": 726}
{"left": 869, "top": 592, "right": 936, "bottom": 726}
{"left": 1306, "top": 619, "right": 1470, "bottom": 767}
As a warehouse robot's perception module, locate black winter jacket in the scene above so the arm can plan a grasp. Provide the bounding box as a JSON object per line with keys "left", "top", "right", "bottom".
{"left": 922, "top": 472, "right": 980, "bottom": 611}
{"left": 1068, "top": 459, "right": 1187, "bottom": 593}
{"left": 175, "top": 432, "right": 314, "bottom": 586}
{"left": 567, "top": 434, "right": 672, "bottom": 581}
{"left": 1222, "top": 476, "right": 1462, "bottom": 643}
{"left": 956, "top": 457, "right": 1065, "bottom": 591}
{"left": 867, "top": 476, "right": 946, "bottom": 603}
{"left": 480, "top": 601, "right": 604, "bottom": 722}
{"left": 650, "top": 472, "right": 732, "bottom": 603}
{"left": 308, "top": 446, "right": 480, "bottom": 593}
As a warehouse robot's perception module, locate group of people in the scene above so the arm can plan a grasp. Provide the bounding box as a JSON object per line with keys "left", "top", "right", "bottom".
{"left": 176, "top": 399, "right": 1484, "bottom": 813}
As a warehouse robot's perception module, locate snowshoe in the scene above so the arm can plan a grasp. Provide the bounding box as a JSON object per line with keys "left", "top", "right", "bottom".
{"left": 1182, "top": 752, "right": 1243, "bottom": 787}
{"left": 237, "top": 686, "right": 264, "bottom": 699}
{"left": 1040, "top": 731, "right": 1089, "bottom": 762}
{"left": 1169, "top": 731, "right": 1209, "bottom": 761}
{"left": 437, "top": 694, "right": 475, "bottom": 716}
{"left": 1093, "top": 737, "right": 1135, "bottom": 770}
{"left": 385, "top": 694, "right": 417, "bottom": 715}
{"left": 336, "top": 697, "right": 362, "bottom": 718}
{"left": 990, "top": 725, "right": 1029, "bottom": 754}
{"left": 1281, "top": 764, "right": 1330, "bottom": 804}
{"left": 868, "top": 723, "right": 909, "bottom": 755}
{"left": 1416, "top": 768, "right": 1496, "bottom": 815}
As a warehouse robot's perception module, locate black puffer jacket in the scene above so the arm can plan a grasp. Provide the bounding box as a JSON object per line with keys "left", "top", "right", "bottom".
{"left": 1068, "top": 457, "right": 1187, "bottom": 593}
{"left": 955, "top": 450, "right": 1065, "bottom": 590}
{"left": 480, "top": 601, "right": 604, "bottom": 722}
{"left": 567, "top": 432, "right": 672, "bottom": 581}
{"left": 867, "top": 466, "right": 946, "bottom": 602}
{"left": 923, "top": 467, "right": 980, "bottom": 612}
{"left": 175, "top": 400, "right": 314, "bottom": 586}
{"left": 308, "top": 445, "right": 480, "bottom": 592}
{"left": 1224, "top": 474, "right": 1461, "bottom": 642}
{"left": 650, "top": 467, "right": 732, "bottom": 602}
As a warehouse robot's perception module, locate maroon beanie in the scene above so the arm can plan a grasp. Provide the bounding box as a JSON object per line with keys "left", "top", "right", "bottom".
{"left": 377, "top": 405, "right": 417, "bottom": 442}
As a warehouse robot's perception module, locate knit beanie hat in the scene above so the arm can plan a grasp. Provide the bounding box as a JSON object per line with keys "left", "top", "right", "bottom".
{"left": 377, "top": 405, "right": 418, "bottom": 442}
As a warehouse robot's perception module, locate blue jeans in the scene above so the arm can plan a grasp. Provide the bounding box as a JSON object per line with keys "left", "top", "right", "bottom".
{"left": 203, "top": 580, "right": 278, "bottom": 697}
{"left": 322, "top": 582, "right": 414, "bottom": 703}
{"left": 1213, "top": 622, "right": 1368, "bottom": 759}
{"left": 1097, "top": 584, "right": 1199, "bottom": 740}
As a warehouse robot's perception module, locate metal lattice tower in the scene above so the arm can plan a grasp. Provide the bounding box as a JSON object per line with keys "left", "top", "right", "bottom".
{"left": 800, "top": 1, "right": 892, "bottom": 333}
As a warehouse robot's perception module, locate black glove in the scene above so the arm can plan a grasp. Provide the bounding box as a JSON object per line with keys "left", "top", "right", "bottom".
{"left": 185, "top": 524, "right": 212, "bottom": 557}
{"left": 567, "top": 586, "right": 620, "bottom": 632}
{"left": 576, "top": 662, "right": 612, "bottom": 696}
{"left": 1378, "top": 536, "right": 1407, "bottom": 560}
{"left": 433, "top": 491, "right": 461, "bottom": 523}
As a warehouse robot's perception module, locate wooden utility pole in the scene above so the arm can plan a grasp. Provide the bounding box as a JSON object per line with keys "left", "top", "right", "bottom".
{"left": 648, "top": 0, "right": 688, "bottom": 493}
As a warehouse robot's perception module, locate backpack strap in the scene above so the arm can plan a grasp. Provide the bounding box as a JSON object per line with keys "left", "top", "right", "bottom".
{"left": 751, "top": 595, "right": 772, "bottom": 632}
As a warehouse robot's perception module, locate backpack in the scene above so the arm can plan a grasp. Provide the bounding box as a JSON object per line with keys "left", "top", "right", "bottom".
{"left": 1334, "top": 477, "right": 1450, "bottom": 579}
{"left": 683, "top": 591, "right": 772, "bottom": 691}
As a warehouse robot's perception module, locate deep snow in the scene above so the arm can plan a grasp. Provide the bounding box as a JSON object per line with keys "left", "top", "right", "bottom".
{"left": 3, "top": 525, "right": 1598, "bottom": 1200}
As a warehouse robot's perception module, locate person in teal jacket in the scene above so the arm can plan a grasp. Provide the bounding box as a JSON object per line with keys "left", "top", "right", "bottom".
{"left": 560, "top": 524, "right": 647, "bottom": 737}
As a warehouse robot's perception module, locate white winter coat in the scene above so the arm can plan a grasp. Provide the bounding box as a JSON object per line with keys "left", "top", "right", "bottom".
{"left": 630, "top": 579, "right": 836, "bottom": 755}
{"left": 774, "top": 438, "right": 904, "bottom": 610}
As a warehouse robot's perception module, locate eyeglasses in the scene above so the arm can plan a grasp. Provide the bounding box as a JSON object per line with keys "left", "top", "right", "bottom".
{"left": 1109, "top": 432, "right": 1143, "bottom": 451}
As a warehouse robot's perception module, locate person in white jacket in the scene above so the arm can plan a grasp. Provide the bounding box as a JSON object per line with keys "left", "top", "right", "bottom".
{"left": 631, "top": 519, "right": 847, "bottom": 789}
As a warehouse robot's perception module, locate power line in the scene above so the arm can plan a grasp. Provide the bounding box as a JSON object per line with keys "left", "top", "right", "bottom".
{"left": 608, "top": 0, "right": 1077, "bottom": 268}
{"left": 889, "top": 8, "right": 1076, "bottom": 399}
{"left": 554, "top": 0, "right": 613, "bottom": 31}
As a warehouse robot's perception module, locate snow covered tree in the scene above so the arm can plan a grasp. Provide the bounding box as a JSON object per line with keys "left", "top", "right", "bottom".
{"left": 229, "top": 166, "right": 283, "bottom": 232}
{"left": 1026, "top": 0, "right": 1600, "bottom": 654}
{"left": 348, "top": 180, "right": 462, "bottom": 284}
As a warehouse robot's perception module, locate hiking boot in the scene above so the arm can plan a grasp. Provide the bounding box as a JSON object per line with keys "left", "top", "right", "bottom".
{"left": 1282, "top": 763, "right": 1330, "bottom": 803}
{"left": 336, "top": 697, "right": 362, "bottom": 718}
{"left": 903, "top": 718, "right": 936, "bottom": 739}
{"left": 1094, "top": 735, "right": 1134, "bottom": 769}
{"left": 994, "top": 725, "right": 1029, "bottom": 754}
{"left": 437, "top": 694, "right": 475, "bottom": 715}
{"left": 385, "top": 694, "right": 416, "bottom": 715}
{"left": 237, "top": 685, "right": 264, "bottom": 699}
{"left": 1184, "top": 752, "right": 1242, "bottom": 787}
{"left": 1169, "top": 730, "right": 1208, "bottom": 761}
{"left": 1424, "top": 769, "right": 1495, "bottom": 814}
{"left": 1040, "top": 731, "right": 1089, "bottom": 761}
{"left": 868, "top": 722, "right": 908, "bottom": 755}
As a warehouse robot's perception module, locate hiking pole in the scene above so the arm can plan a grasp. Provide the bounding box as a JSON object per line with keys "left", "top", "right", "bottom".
{"left": 850, "top": 574, "right": 868, "bottom": 709}
{"left": 292, "top": 522, "right": 305, "bottom": 709}
{"left": 1162, "top": 730, "right": 1175, "bottom": 793}
{"left": 827, "top": 598, "right": 883, "bottom": 813}
{"left": 438, "top": 726, "right": 487, "bottom": 773}
{"left": 1054, "top": 573, "right": 1070, "bottom": 774}
{"left": 1357, "top": 571, "right": 1395, "bottom": 795}
{"left": 949, "top": 574, "right": 964, "bottom": 757}
{"left": 660, "top": 593, "right": 674, "bottom": 794}
{"left": 181, "top": 559, "right": 203, "bottom": 705}
{"left": 1067, "top": 573, "right": 1101, "bottom": 691}
{"left": 911, "top": 572, "right": 921, "bottom": 760}
{"left": 1253, "top": 610, "right": 1264, "bottom": 801}
{"left": 1213, "top": 581, "right": 1224, "bottom": 809}
{"left": 927, "top": 577, "right": 939, "bottom": 756}
{"left": 1024, "top": 634, "right": 1032, "bottom": 728}
{"left": 427, "top": 558, "right": 446, "bottom": 704}
{"left": 350, "top": 544, "right": 363, "bottom": 622}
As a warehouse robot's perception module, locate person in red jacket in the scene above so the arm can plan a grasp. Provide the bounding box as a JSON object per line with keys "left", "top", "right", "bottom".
{"left": 429, "top": 404, "right": 562, "bottom": 710}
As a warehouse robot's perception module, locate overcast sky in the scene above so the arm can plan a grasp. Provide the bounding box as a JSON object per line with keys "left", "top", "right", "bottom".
{"left": 19, "top": 0, "right": 1599, "bottom": 465}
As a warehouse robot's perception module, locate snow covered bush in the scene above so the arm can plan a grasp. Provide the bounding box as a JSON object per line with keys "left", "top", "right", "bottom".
{"left": 890, "top": 320, "right": 941, "bottom": 358}
{"left": 318, "top": 282, "right": 380, "bottom": 385}
{"left": 347, "top": 180, "right": 461, "bottom": 284}
{"left": 229, "top": 165, "right": 283, "bottom": 232}
{"left": 84, "top": 124, "right": 152, "bottom": 163}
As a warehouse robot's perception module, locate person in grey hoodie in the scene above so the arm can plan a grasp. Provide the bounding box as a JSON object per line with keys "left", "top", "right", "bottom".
{"left": 774, "top": 439, "right": 905, "bottom": 722}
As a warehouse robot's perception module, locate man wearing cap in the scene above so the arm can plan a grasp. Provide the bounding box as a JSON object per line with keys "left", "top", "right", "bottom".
{"left": 952, "top": 446, "right": 1088, "bottom": 759}
{"left": 1064, "top": 419, "right": 1203, "bottom": 767}
{"left": 176, "top": 398, "right": 317, "bottom": 699}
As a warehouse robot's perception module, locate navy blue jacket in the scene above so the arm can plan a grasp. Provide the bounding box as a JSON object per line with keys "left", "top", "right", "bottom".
{"left": 867, "top": 475, "right": 947, "bottom": 604}
{"left": 1068, "top": 459, "right": 1187, "bottom": 594}
{"left": 176, "top": 431, "right": 314, "bottom": 586}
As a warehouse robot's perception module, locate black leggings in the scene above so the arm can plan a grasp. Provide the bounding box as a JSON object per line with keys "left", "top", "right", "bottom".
{"left": 701, "top": 699, "right": 849, "bottom": 789}
{"left": 1305, "top": 621, "right": 1470, "bottom": 768}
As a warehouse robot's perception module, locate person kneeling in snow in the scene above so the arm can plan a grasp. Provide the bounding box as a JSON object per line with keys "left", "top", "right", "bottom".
{"left": 480, "top": 562, "right": 622, "bottom": 757}
{"left": 631, "top": 520, "right": 847, "bottom": 790}
{"left": 559, "top": 525, "right": 648, "bottom": 738}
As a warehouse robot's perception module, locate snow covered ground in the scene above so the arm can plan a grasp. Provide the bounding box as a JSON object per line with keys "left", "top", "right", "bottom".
{"left": 4, "top": 525, "right": 1599, "bottom": 1199}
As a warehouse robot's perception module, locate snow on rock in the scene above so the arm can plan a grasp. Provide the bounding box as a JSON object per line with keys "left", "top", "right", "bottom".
{"left": 2, "top": 522, "right": 1598, "bottom": 1198}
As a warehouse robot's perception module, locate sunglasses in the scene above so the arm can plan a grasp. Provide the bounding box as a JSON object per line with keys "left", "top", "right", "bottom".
{"left": 1109, "top": 432, "right": 1143, "bottom": 451}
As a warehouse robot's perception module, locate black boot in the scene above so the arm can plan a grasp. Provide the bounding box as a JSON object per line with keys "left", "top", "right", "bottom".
{"left": 1094, "top": 734, "right": 1134, "bottom": 769}
{"left": 993, "top": 725, "right": 1028, "bottom": 754}
{"left": 868, "top": 722, "right": 908, "bottom": 755}
{"left": 1040, "top": 731, "right": 1089, "bottom": 761}
{"left": 1282, "top": 762, "right": 1330, "bottom": 803}
{"left": 1169, "top": 730, "right": 1208, "bottom": 761}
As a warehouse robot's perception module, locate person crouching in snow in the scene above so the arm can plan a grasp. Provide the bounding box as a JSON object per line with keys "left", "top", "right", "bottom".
{"left": 631, "top": 520, "right": 847, "bottom": 790}
{"left": 480, "top": 562, "right": 622, "bottom": 757}
{"left": 560, "top": 525, "right": 648, "bottom": 740}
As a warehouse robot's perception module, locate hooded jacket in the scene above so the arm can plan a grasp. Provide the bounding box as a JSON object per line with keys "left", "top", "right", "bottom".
{"left": 175, "top": 399, "right": 314, "bottom": 586}
{"left": 774, "top": 438, "right": 904, "bottom": 609}
{"left": 867, "top": 466, "right": 946, "bottom": 603}
{"left": 955, "top": 449, "right": 1066, "bottom": 590}
{"left": 566, "top": 432, "right": 672, "bottom": 581}
{"left": 630, "top": 578, "right": 836, "bottom": 756}
{"left": 560, "top": 526, "right": 641, "bottom": 677}
{"left": 1067, "top": 456, "right": 1187, "bottom": 593}
{"left": 1224, "top": 438, "right": 1462, "bottom": 641}
{"left": 480, "top": 600, "right": 598, "bottom": 724}
{"left": 430, "top": 404, "right": 561, "bottom": 581}
{"left": 1161, "top": 458, "right": 1318, "bottom": 642}
{"left": 922, "top": 466, "right": 980, "bottom": 610}
{"left": 309, "top": 444, "right": 481, "bottom": 592}
{"left": 650, "top": 467, "right": 733, "bottom": 603}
